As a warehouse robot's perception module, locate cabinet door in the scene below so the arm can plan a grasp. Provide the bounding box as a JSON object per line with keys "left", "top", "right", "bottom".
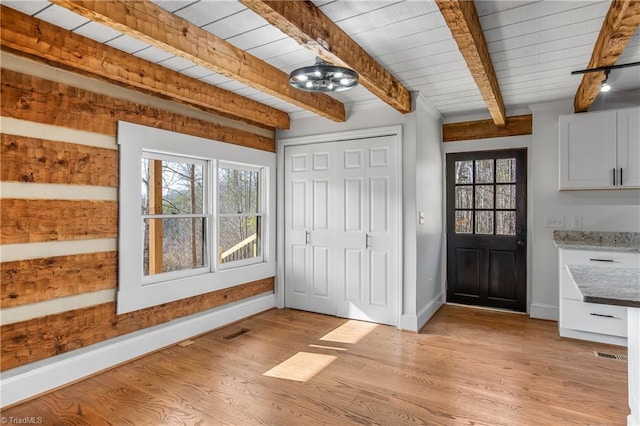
{"left": 559, "top": 110, "right": 617, "bottom": 189}
{"left": 617, "top": 106, "right": 640, "bottom": 188}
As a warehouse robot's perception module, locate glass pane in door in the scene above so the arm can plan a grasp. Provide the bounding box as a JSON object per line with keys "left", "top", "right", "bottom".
{"left": 475, "top": 211, "right": 494, "bottom": 234}
{"left": 496, "top": 211, "right": 516, "bottom": 235}
{"left": 496, "top": 158, "right": 516, "bottom": 183}
{"left": 455, "top": 186, "right": 473, "bottom": 209}
{"left": 455, "top": 161, "right": 473, "bottom": 184}
{"left": 475, "top": 160, "right": 494, "bottom": 183}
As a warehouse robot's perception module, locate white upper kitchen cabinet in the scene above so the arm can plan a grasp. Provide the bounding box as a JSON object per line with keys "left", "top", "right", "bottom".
{"left": 559, "top": 106, "right": 640, "bottom": 190}
{"left": 617, "top": 107, "right": 640, "bottom": 188}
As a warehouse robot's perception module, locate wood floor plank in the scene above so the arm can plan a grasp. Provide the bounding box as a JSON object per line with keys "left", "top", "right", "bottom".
{"left": 2, "top": 305, "right": 628, "bottom": 425}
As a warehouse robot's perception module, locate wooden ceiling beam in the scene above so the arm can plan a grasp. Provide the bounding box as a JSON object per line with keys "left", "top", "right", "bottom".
{"left": 443, "top": 115, "right": 532, "bottom": 142}
{"left": 574, "top": 0, "right": 640, "bottom": 113}
{"left": 50, "top": 0, "right": 345, "bottom": 122}
{"left": 0, "top": 5, "right": 289, "bottom": 130}
{"left": 239, "top": 0, "right": 412, "bottom": 114}
{"left": 435, "top": 0, "right": 506, "bottom": 127}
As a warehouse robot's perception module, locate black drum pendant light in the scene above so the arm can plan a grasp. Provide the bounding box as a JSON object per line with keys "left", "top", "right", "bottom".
{"left": 289, "top": 57, "right": 359, "bottom": 92}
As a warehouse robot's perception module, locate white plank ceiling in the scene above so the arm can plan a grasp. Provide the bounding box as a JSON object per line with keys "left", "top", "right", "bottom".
{"left": 3, "top": 0, "right": 640, "bottom": 121}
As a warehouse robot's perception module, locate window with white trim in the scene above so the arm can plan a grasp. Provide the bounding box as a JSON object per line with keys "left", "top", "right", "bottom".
{"left": 117, "top": 122, "right": 275, "bottom": 314}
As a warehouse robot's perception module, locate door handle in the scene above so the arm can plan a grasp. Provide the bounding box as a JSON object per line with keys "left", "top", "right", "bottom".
{"left": 365, "top": 234, "right": 371, "bottom": 249}
{"left": 620, "top": 168, "right": 623, "bottom": 186}
{"left": 516, "top": 240, "right": 525, "bottom": 247}
{"left": 305, "top": 230, "right": 310, "bottom": 245}
{"left": 612, "top": 168, "right": 616, "bottom": 186}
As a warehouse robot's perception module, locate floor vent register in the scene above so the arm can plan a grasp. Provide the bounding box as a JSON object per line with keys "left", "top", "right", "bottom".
{"left": 594, "top": 351, "right": 628, "bottom": 362}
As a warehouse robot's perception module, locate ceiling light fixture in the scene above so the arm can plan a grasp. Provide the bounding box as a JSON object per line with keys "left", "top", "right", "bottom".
{"left": 571, "top": 61, "right": 640, "bottom": 93}
{"left": 289, "top": 57, "right": 359, "bottom": 93}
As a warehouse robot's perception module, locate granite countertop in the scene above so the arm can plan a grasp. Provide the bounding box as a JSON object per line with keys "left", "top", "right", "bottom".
{"left": 567, "top": 264, "right": 640, "bottom": 308}
{"left": 553, "top": 230, "right": 640, "bottom": 252}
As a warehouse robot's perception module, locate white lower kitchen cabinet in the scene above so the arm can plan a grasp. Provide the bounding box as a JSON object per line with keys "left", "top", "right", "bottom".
{"left": 558, "top": 248, "right": 640, "bottom": 345}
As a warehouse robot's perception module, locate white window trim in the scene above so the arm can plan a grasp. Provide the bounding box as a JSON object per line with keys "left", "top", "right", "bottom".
{"left": 117, "top": 121, "right": 276, "bottom": 314}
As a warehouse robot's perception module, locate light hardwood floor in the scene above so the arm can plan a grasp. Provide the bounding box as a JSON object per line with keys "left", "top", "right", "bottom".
{"left": 1, "top": 305, "right": 628, "bottom": 425}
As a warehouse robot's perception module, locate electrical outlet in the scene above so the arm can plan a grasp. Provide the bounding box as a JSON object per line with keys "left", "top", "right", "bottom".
{"left": 572, "top": 215, "right": 583, "bottom": 228}
{"left": 545, "top": 215, "right": 565, "bottom": 228}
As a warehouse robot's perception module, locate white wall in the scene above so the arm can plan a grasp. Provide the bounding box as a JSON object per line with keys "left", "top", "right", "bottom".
{"left": 529, "top": 99, "right": 640, "bottom": 320}
{"left": 415, "top": 95, "right": 445, "bottom": 328}
{"left": 278, "top": 98, "right": 444, "bottom": 331}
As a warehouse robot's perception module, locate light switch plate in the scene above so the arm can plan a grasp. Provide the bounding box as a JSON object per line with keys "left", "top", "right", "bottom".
{"left": 572, "top": 215, "right": 583, "bottom": 228}
{"left": 545, "top": 215, "right": 565, "bottom": 228}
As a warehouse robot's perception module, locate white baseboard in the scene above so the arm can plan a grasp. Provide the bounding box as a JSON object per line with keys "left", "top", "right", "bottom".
{"left": 559, "top": 327, "right": 627, "bottom": 347}
{"left": 399, "top": 313, "right": 418, "bottom": 331}
{"left": 0, "top": 293, "right": 275, "bottom": 408}
{"left": 417, "top": 293, "right": 444, "bottom": 331}
{"left": 400, "top": 293, "right": 444, "bottom": 332}
{"left": 529, "top": 303, "right": 558, "bottom": 321}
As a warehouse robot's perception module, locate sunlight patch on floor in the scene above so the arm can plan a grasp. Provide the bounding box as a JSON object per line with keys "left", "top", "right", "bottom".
{"left": 319, "top": 320, "right": 377, "bottom": 344}
{"left": 263, "top": 352, "right": 337, "bottom": 382}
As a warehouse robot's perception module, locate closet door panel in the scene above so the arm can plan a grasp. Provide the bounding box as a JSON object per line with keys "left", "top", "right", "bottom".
{"left": 369, "top": 250, "right": 389, "bottom": 306}
{"left": 344, "top": 178, "right": 364, "bottom": 232}
{"left": 369, "top": 176, "right": 389, "bottom": 233}
{"left": 290, "top": 244, "right": 308, "bottom": 295}
{"left": 345, "top": 248, "right": 364, "bottom": 303}
{"left": 312, "top": 246, "right": 330, "bottom": 298}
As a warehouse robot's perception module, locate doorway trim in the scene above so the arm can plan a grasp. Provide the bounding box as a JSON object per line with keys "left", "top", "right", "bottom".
{"left": 277, "top": 125, "right": 403, "bottom": 326}
{"left": 445, "top": 148, "right": 528, "bottom": 312}
{"left": 441, "top": 136, "right": 532, "bottom": 314}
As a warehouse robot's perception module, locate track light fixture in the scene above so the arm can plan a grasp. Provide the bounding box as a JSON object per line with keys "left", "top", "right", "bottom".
{"left": 571, "top": 61, "right": 640, "bottom": 93}
{"left": 289, "top": 57, "right": 359, "bottom": 93}
{"left": 600, "top": 69, "right": 611, "bottom": 93}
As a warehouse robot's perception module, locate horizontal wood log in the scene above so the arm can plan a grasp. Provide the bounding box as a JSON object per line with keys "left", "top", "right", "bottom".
{"left": 1, "top": 251, "right": 117, "bottom": 308}
{"left": 0, "top": 5, "right": 290, "bottom": 130}
{"left": 1, "top": 199, "right": 117, "bottom": 244}
{"left": 443, "top": 114, "right": 532, "bottom": 142}
{"left": 0, "top": 69, "right": 275, "bottom": 152}
{"left": 0, "top": 277, "right": 274, "bottom": 371}
{"left": 1, "top": 134, "right": 118, "bottom": 186}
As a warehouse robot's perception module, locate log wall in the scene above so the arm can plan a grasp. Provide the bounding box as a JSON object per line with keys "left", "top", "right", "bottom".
{"left": 0, "top": 56, "right": 275, "bottom": 372}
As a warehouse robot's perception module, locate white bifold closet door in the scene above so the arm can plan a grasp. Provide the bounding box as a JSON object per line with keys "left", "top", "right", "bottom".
{"left": 284, "top": 135, "right": 399, "bottom": 326}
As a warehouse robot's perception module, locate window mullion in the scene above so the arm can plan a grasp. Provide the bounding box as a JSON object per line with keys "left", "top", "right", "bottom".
{"left": 210, "top": 159, "right": 217, "bottom": 273}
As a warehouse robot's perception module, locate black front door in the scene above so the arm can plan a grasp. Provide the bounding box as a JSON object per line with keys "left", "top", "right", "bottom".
{"left": 446, "top": 149, "right": 527, "bottom": 312}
